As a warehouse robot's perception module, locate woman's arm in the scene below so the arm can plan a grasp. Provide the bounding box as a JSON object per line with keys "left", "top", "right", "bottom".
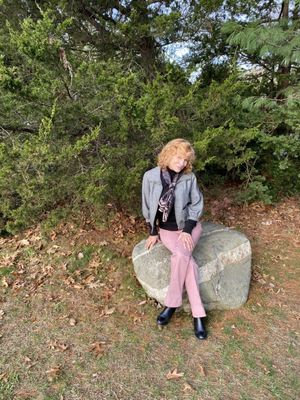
{"left": 187, "top": 174, "right": 204, "bottom": 221}
{"left": 142, "top": 172, "right": 160, "bottom": 249}
{"left": 179, "top": 174, "right": 203, "bottom": 251}
{"left": 142, "top": 172, "right": 151, "bottom": 222}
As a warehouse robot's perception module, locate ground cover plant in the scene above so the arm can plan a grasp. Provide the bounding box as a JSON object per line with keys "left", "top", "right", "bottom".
{"left": 0, "top": 195, "right": 299, "bottom": 400}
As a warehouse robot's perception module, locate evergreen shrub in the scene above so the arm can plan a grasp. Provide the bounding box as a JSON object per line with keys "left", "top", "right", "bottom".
{"left": 1, "top": 6, "right": 300, "bottom": 232}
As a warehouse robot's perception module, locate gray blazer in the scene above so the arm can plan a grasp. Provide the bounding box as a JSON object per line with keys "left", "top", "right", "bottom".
{"left": 142, "top": 166, "right": 203, "bottom": 230}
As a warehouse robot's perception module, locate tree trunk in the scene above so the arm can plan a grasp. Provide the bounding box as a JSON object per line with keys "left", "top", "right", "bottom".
{"left": 280, "top": 0, "right": 289, "bottom": 19}
{"left": 277, "top": 0, "right": 291, "bottom": 96}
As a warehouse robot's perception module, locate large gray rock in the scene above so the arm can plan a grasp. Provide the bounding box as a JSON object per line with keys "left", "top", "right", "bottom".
{"left": 132, "top": 222, "right": 252, "bottom": 311}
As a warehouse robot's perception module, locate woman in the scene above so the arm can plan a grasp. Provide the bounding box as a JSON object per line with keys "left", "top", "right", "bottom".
{"left": 142, "top": 138, "right": 207, "bottom": 340}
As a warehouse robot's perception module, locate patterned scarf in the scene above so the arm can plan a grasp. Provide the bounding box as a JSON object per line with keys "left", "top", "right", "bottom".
{"left": 158, "top": 169, "right": 181, "bottom": 222}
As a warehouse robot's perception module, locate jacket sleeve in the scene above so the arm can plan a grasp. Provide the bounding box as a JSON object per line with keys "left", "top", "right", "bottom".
{"left": 142, "top": 172, "right": 150, "bottom": 222}
{"left": 187, "top": 174, "right": 204, "bottom": 221}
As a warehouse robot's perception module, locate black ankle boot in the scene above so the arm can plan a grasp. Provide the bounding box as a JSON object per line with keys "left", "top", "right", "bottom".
{"left": 157, "top": 307, "right": 176, "bottom": 326}
{"left": 194, "top": 317, "right": 207, "bottom": 340}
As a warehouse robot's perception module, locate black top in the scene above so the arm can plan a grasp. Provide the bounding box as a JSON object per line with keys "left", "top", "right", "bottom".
{"left": 149, "top": 168, "right": 197, "bottom": 236}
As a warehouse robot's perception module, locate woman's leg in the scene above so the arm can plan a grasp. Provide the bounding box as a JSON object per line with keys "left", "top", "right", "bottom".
{"left": 159, "top": 223, "right": 206, "bottom": 317}
{"left": 185, "top": 259, "right": 206, "bottom": 317}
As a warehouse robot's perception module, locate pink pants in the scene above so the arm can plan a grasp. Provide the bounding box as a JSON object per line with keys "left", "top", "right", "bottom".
{"left": 159, "top": 223, "right": 206, "bottom": 318}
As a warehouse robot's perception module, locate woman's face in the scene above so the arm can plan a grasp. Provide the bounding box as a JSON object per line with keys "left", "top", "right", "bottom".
{"left": 167, "top": 153, "right": 188, "bottom": 173}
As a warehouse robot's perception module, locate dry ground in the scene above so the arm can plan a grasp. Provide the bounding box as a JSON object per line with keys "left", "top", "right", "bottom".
{"left": 0, "top": 196, "right": 299, "bottom": 400}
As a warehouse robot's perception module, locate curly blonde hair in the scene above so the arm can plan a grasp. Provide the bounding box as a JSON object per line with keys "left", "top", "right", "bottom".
{"left": 157, "top": 138, "right": 195, "bottom": 173}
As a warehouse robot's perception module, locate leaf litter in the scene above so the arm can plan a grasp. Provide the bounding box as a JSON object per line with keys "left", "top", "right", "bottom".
{"left": 166, "top": 368, "right": 185, "bottom": 380}
{"left": 0, "top": 197, "right": 299, "bottom": 399}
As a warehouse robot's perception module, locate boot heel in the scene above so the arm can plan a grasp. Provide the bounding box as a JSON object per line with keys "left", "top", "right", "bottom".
{"left": 194, "top": 317, "right": 207, "bottom": 340}
{"left": 157, "top": 307, "right": 176, "bottom": 326}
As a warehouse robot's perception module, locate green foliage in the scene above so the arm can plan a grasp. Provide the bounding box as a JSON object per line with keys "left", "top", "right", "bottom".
{"left": 8, "top": 10, "right": 72, "bottom": 62}
{"left": 0, "top": 372, "right": 19, "bottom": 400}
{"left": 259, "top": 131, "right": 300, "bottom": 193}
{"left": 0, "top": 14, "right": 195, "bottom": 232}
{"left": 236, "top": 177, "right": 274, "bottom": 205}
{"left": 226, "top": 21, "right": 300, "bottom": 66}
{"left": 193, "top": 74, "right": 252, "bottom": 129}
{"left": 0, "top": 103, "right": 103, "bottom": 233}
{"left": 0, "top": 266, "right": 14, "bottom": 277}
{"left": 1, "top": 1, "right": 300, "bottom": 231}
{"left": 194, "top": 123, "right": 260, "bottom": 176}
{"left": 240, "top": 89, "right": 300, "bottom": 196}
{"left": 40, "top": 207, "right": 73, "bottom": 234}
{"left": 67, "top": 245, "right": 96, "bottom": 273}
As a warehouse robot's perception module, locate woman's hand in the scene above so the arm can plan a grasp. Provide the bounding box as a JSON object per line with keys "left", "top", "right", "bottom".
{"left": 178, "top": 231, "right": 194, "bottom": 251}
{"left": 145, "top": 235, "right": 159, "bottom": 250}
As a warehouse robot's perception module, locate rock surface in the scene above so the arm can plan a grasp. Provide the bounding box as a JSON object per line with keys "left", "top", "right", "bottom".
{"left": 132, "top": 222, "right": 252, "bottom": 311}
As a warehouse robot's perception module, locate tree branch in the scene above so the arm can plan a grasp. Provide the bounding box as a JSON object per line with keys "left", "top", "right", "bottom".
{"left": 0, "top": 125, "right": 38, "bottom": 134}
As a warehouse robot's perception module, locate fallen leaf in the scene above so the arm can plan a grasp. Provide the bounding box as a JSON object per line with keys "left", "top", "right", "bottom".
{"left": 263, "top": 366, "right": 271, "bottom": 375}
{"left": 0, "top": 372, "right": 8, "bottom": 382}
{"left": 64, "top": 276, "right": 75, "bottom": 285}
{"left": 84, "top": 275, "right": 95, "bottom": 284}
{"left": 89, "top": 341, "right": 106, "bottom": 357}
{"left": 46, "top": 365, "right": 61, "bottom": 382}
{"left": 13, "top": 389, "right": 38, "bottom": 399}
{"left": 73, "top": 284, "right": 83, "bottom": 290}
{"left": 0, "top": 310, "right": 5, "bottom": 319}
{"left": 198, "top": 365, "right": 206, "bottom": 376}
{"left": 138, "top": 300, "right": 147, "bottom": 306}
{"left": 258, "top": 278, "right": 267, "bottom": 285}
{"left": 50, "top": 231, "right": 57, "bottom": 241}
{"left": 166, "top": 368, "right": 184, "bottom": 380}
{"left": 133, "top": 316, "right": 142, "bottom": 324}
{"left": 1, "top": 277, "right": 9, "bottom": 288}
{"left": 46, "top": 245, "right": 60, "bottom": 254}
{"left": 49, "top": 340, "right": 69, "bottom": 352}
{"left": 59, "top": 343, "right": 69, "bottom": 352}
{"left": 18, "top": 239, "right": 30, "bottom": 246}
{"left": 69, "top": 318, "right": 77, "bottom": 326}
{"left": 87, "top": 281, "right": 101, "bottom": 289}
{"left": 182, "top": 383, "right": 193, "bottom": 392}
{"left": 100, "top": 306, "right": 115, "bottom": 317}
{"left": 24, "top": 356, "right": 37, "bottom": 369}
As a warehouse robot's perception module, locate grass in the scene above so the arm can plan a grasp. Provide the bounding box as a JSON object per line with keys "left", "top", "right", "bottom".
{"left": 66, "top": 244, "right": 96, "bottom": 273}
{"left": 0, "top": 267, "right": 14, "bottom": 277}
{"left": 0, "top": 372, "right": 19, "bottom": 400}
{"left": 0, "top": 198, "right": 299, "bottom": 400}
